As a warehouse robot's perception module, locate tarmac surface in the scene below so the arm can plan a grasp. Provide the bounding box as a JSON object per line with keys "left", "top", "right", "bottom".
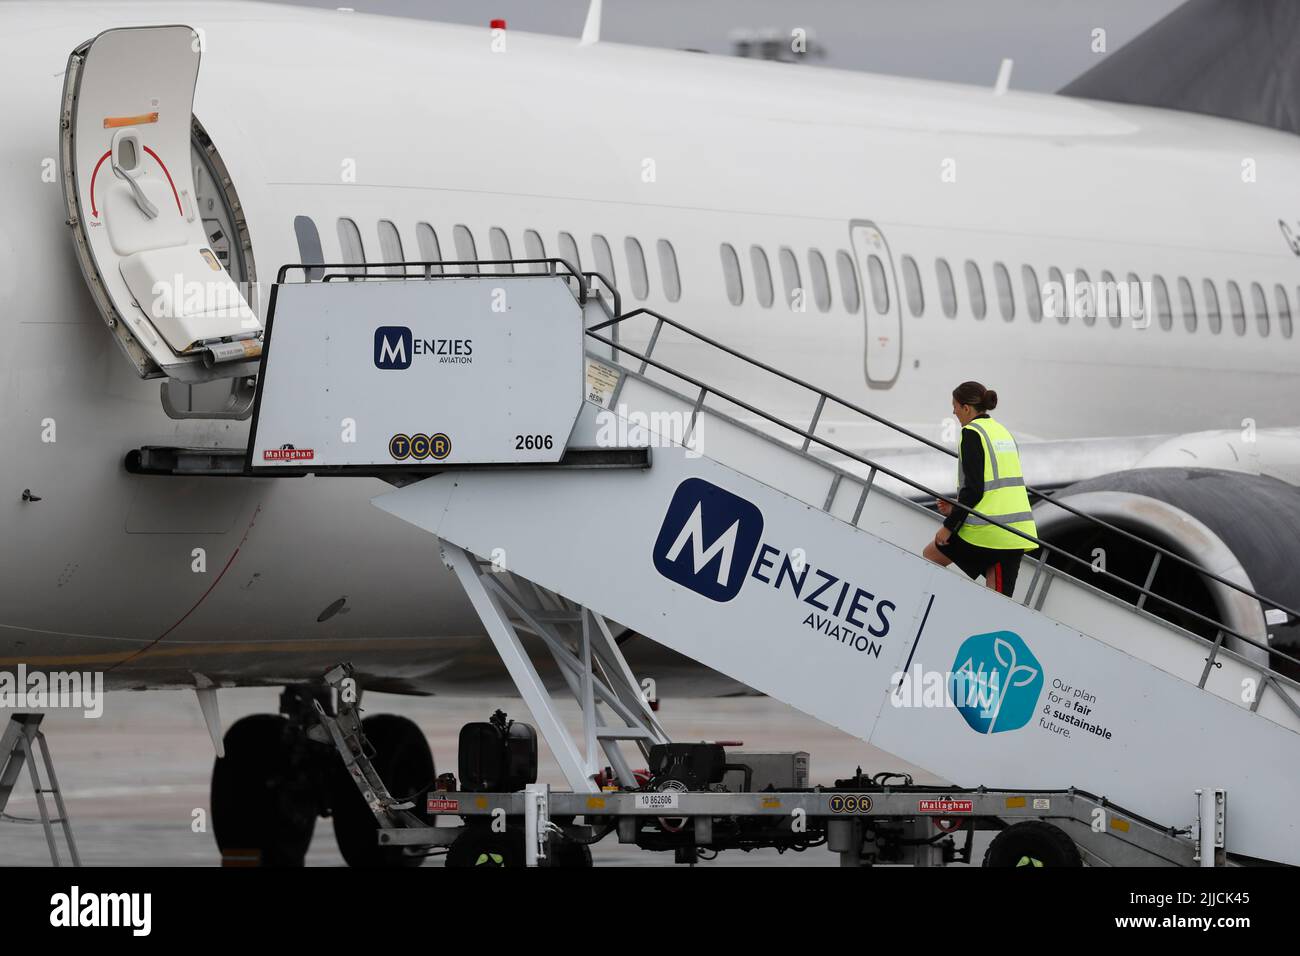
{"left": 0, "top": 689, "right": 990, "bottom": 867}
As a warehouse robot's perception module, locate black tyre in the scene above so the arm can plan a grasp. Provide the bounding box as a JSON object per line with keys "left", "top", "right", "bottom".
{"left": 546, "top": 838, "right": 594, "bottom": 867}
{"left": 211, "top": 714, "right": 316, "bottom": 867}
{"left": 331, "top": 714, "right": 435, "bottom": 868}
{"left": 982, "top": 821, "right": 1083, "bottom": 868}
{"left": 445, "top": 827, "right": 526, "bottom": 868}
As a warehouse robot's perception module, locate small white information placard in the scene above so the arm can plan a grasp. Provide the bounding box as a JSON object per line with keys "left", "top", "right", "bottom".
{"left": 248, "top": 275, "right": 585, "bottom": 472}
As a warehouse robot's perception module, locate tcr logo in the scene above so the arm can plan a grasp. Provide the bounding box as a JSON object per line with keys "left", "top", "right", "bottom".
{"left": 652, "top": 478, "right": 764, "bottom": 602}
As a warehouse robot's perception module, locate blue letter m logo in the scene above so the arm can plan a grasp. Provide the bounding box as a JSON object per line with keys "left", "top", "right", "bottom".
{"left": 374, "top": 326, "right": 413, "bottom": 369}
{"left": 652, "top": 478, "right": 764, "bottom": 602}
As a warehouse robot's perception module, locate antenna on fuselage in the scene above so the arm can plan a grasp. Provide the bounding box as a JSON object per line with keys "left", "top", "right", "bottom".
{"left": 993, "top": 57, "right": 1014, "bottom": 95}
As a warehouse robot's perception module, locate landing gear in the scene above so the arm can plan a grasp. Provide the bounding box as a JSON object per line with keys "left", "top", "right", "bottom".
{"left": 211, "top": 714, "right": 318, "bottom": 867}
{"left": 330, "top": 714, "right": 435, "bottom": 868}
{"left": 982, "top": 821, "right": 1083, "bottom": 867}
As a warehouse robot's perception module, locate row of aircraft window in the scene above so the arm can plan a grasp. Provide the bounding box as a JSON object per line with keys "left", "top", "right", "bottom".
{"left": 291, "top": 217, "right": 1293, "bottom": 339}
{"left": 293, "top": 216, "right": 682, "bottom": 302}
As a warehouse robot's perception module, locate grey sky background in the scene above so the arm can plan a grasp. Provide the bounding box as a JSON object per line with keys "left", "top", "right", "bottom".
{"left": 279, "top": 0, "right": 1186, "bottom": 91}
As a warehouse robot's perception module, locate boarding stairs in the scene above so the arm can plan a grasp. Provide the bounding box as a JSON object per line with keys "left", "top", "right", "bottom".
{"left": 248, "top": 260, "right": 1300, "bottom": 866}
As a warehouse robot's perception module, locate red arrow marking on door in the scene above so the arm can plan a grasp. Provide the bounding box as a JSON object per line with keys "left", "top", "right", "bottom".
{"left": 88, "top": 146, "right": 184, "bottom": 218}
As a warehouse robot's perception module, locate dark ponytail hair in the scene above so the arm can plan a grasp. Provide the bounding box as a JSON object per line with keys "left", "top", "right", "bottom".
{"left": 952, "top": 381, "right": 998, "bottom": 412}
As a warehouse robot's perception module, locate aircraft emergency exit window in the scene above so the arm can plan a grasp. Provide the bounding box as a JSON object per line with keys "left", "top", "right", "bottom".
{"left": 1202, "top": 279, "right": 1221, "bottom": 333}
{"left": 292, "top": 215, "right": 325, "bottom": 281}
{"left": 901, "top": 255, "right": 923, "bottom": 317}
{"left": 1227, "top": 281, "right": 1246, "bottom": 335}
{"left": 415, "top": 222, "right": 444, "bottom": 274}
{"left": 377, "top": 220, "right": 404, "bottom": 275}
{"left": 489, "top": 227, "right": 513, "bottom": 273}
{"left": 721, "top": 243, "right": 744, "bottom": 305}
{"left": 453, "top": 224, "right": 479, "bottom": 274}
{"left": 626, "top": 237, "right": 650, "bottom": 300}
{"left": 658, "top": 239, "right": 682, "bottom": 302}
{"left": 1152, "top": 275, "right": 1172, "bottom": 331}
{"left": 809, "top": 249, "right": 832, "bottom": 312}
{"left": 751, "top": 246, "right": 774, "bottom": 308}
{"left": 558, "top": 232, "right": 582, "bottom": 272}
{"left": 964, "top": 260, "right": 986, "bottom": 320}
{"left": 1251, "top": 282, "right": 1269, "bottom": 337}
{"left": 1278, "top": 285, "right": 1294, "bottom": 338}
{"left": 592, "top": 234, "right": 616, "bottom": 286}
{"left": 1177, "top": 277, "right": 1197, "bottom": 332}
{"left": 867, "top": 255, "right": 890, "bottom": 314}
{"left": 935, "top": 258, "right": 957, "bottom": 318}
{"left": 1100, "top": 271, "right": 1121, "bottom": 328}
{"left": 994, "top": 262, "right": 1014, "bottom": 321}
{"left": 836, "top": 250, "right": 860, "bottom": 314}
{"left": 778, "top": 247, "right": 801, "bottom": 311}
{"left": 1021, "top": 266, "right": 1042, "bottom": 322}
{"left": 336, "top": 217, "right": 365, "bottom": 276}
{"left": 522, "top": 229, "right": 546, "bottom": 273}
{"left": 1048, "top": 267, "right": 1066, "bottom": 323}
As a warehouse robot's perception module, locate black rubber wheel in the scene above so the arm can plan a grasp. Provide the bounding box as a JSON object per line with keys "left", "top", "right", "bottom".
{"left": 546, "top": 838, "right": 594, "bottom": 867}
{"left": 330, "top": 714, "right": 435, "bottom": 868}
{"left": 445, "top": 827, "right": 527, "bottom": 868}
{"left": 211, "top": 714, "right": 317, "bottom": 867}
{"left": 982, "top": 821, "right": 1083, "bottom": 867}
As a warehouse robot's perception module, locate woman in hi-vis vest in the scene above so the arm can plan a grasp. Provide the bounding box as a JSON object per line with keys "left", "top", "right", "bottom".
{"left": 922, "top": 381, "right": 1039, "bottom": 596}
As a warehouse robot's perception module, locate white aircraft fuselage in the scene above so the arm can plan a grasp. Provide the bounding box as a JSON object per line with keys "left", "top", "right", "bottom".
{"left": 2, "top": 1, "right": 1298, "bottom": 691}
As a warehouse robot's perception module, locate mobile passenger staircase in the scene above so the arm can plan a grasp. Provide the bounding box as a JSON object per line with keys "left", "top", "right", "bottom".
{"left": 247, "top": 259, "right": 1300, "bottom": 867}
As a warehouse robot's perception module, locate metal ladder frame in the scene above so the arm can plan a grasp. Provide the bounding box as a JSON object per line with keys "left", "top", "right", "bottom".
{"left": 0, "top": 714, "right": 81, "bottom": 866}
{"left": 441, "top": 542, "right": 670, "bottom": 794}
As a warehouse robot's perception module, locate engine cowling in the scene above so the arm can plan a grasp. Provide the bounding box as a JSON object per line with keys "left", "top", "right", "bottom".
{"left": 1032, "top": 467, "right": 1300, "bottom": 669}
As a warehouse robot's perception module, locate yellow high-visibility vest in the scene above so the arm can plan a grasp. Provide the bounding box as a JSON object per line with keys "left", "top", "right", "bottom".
{"left": 956, "top": 416, "right": 1038, "bottom": 550}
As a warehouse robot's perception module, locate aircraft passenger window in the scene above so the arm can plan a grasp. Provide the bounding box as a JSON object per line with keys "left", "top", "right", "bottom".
{"left": 1048, "top": 267, "right": 1066, "bottom": 323}
{"left": 836, "top": 250, "right": 860, "bottom": 314}
{"left": 1099, "top": 270, "right": 1120, "bottom": 327}
{"left": 778, "top": 247, "right": 802, "bottom": 311}
{"left": 964, "top": 260, "right": 986, "bottom": 320}
{"left": 1251, "top": 282, "right": 1269, "bottom": 337}
{"left": 1177, "top": 277, "right": 1197, "bottom": 332}
{"left": 522, "top": 229, "right": 546, "bottom": 273}
{"left": 1152, "top": 275, "right": 1172, "bottom": 330}
{"left": 1227, "top": 281, "right": 1246, "bottom": 335}
{"left": 867, "top": 255, "right": 890, "bottom": 313}
{"left": 377, "top": 220, "right": 404, "bottom": 275}
{"left": 658, "top": 239, "right": 682, "bottom": 302}
{"left": 1202, "top": 279, "right": 1221, "bottom": 333}
{"left": 453, "top": 224, "right": 479, "bottom": 274}
{"left": 336, "top": 217, "right": 365, "bottom": 276}
{"left": 415, "top": 222, "right": 444, "bottom": 275}
{"left": 1021, "top": 265, "right": 1042, "bottom": 322}
{"left": 626, "top": 237, "right": 650, "bottom": 300}
{"left": 809, "top": 249, "right": 832, "bottom": 312}
{"left": 751, "top": 246, "right": 774, "bottom": 308}
{"left": 935, "top": 258, "right": 957, "bottom": 318}
{"left": 1278, "top": 285, "right": 1293, "bottom": 339}
{"left": 592, "top": 234, "right": 616, "bottom": 286}
{"left": 1126, "top": 273, "right": 1145, "bottom": 327}
{"left": 292, "top": 215, "right": 325, "bottom": 281}
{"left": 1074, "top": 269, "right": 1094, "bottom": 326}
{"left": 994, "top": 262, "right": 1015, "bottom": 321}
{"left": 720, "top": 243, "right": 744, "bottom": 306}
{"left": 489, "top": 227, "right": 513, "bottom": 273}
{"left": 558, "top": 232, "right": 582, "bottom": 272}
{"left": 901, "top": 255, "right": 923, "bottom": 317}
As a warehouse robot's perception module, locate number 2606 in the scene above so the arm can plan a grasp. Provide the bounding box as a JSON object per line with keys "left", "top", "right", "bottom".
{"left": 516, "top": 434, "right": 554, "bottom": 450}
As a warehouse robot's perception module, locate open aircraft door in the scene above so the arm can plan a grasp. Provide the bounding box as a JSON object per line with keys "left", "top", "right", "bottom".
{"left": 59, "top": 25, "right": 261, "bottom": 382}
{"left": 850, "top": 220, "right": 901, "bottom": 388}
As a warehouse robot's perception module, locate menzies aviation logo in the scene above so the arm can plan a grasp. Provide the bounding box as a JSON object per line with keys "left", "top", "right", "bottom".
{"left": 374, "top": 326, "right": 473, "bottom": 369}
{"left": 949, "top": 630, "right": 1043, "bottom": 734}
{"left": 652, "top": 478, "right": 764, "bottom": 602}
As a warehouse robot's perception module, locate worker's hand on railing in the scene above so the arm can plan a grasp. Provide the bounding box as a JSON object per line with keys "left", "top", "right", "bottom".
{"left": 936, "top": 500, "right": 952, "bottom": 517}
